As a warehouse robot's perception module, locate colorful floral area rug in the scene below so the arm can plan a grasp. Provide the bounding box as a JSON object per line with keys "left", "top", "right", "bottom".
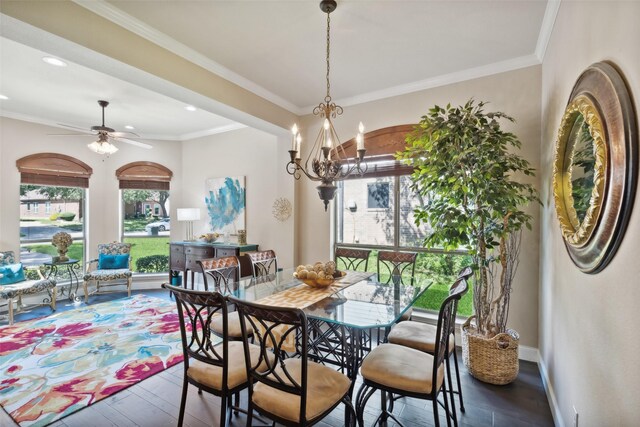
{"left": 0, "top": 294, "right": 183, "bottom": 427}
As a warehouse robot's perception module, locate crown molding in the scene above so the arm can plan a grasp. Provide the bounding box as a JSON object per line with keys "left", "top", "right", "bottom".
{"left": 72, "top": 0, "right": 303, "bottom": 115}
{"left": 67, "top": 1, "right": 557, "bottom": 117}
{"left": 535, "top": 0, "right": 562, "bottom": 62}
{"left": 317, "top": 54, "right": 542, "bottom": 112}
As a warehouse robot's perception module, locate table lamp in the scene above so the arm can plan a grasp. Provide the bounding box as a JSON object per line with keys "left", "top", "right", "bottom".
{"left": 177, "top": 208, "right": 201, "bottom": 241}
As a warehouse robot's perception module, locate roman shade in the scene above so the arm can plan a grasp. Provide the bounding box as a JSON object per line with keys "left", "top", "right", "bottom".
{"left": 16, "top": 153, "right": 93, "bottom": 188}
{"left": 334, "top": 124, "right": 416, "bottom": 178}
{"left": 115, "top": 161, "right": 173, "bottom": 190}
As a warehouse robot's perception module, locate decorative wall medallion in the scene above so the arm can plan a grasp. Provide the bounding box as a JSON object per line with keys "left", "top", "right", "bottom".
{"left": 552, "top": 62, "right": 638, "bottom": 273}
{"left": 272, "top": 198, "right": 292, "bottom": 222}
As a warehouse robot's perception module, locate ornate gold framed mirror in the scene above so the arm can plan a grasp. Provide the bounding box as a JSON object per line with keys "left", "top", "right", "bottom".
{"left": 553, "top": 62, "right": 637, "bottom": 273}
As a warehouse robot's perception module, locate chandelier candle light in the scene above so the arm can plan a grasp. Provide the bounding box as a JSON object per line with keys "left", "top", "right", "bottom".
{"left": 286, "top": 0, "right": 367, "bottom": 211}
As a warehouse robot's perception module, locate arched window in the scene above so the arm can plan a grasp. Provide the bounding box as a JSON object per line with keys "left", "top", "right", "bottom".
{"left": 16, "top": 153, "right": 93, "bottom": 269}
{"left": 333, "top": 125, "right": 473, "bottom": 316}
{"left": 115, "top": 161, "right": 173, "bottom": 190}
{"left": 116, "top": 162, "right": 173, "bottom": 274}
{"left": 337, "top": 124, "right": 415, "bottom": 178}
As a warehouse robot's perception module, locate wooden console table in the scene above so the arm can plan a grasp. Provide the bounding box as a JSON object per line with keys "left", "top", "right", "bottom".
{"left": 169, "top": 241, "right": 259, "bottom": 288}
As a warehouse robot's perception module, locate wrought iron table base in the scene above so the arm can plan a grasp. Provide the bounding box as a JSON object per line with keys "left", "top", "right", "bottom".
{"left": 43, "top": 261, "right": 81, "bottom": 302}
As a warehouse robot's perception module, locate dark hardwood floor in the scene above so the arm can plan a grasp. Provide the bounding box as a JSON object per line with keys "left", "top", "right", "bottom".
{"left": 1, "top": 289, "right": 554, "bottom": 427}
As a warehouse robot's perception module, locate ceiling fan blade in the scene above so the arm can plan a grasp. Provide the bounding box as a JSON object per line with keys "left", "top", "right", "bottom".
{"left": 110, "top": 131, "right": 140, "bottom": 138}
{"left": 114, "top": 137, "right": 153, "bottom": 149}
{"left": 48, "top": 133, "right": 92, "bottom": 137}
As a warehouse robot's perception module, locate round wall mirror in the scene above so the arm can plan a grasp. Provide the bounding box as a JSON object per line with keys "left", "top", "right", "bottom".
{"left": 553, "top": 62, "right": 637, "bottom": 273}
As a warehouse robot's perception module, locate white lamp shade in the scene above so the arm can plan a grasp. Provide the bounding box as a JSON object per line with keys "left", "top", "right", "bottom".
{"left": 177, "top": 208, "right": 201, "bottom": 221}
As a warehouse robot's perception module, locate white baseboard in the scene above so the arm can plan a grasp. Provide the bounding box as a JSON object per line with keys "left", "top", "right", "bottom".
{"left": 538, "top": 351, "right": 564, "bottom": 427}
{"left": 519, "top": 345, "right": 539, "bottom": 363}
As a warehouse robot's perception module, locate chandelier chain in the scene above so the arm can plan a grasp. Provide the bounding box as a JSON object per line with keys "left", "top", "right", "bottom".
{"left": 286, "top": 0, "right": 367, "bottom": 211}
{"left": 325, "top": 11, "right": 331, "bottom": 103}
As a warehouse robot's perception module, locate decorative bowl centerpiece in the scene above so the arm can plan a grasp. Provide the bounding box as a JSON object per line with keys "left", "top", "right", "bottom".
{"left": 294, "top": 261, "right": 345, "bottom": 288}
{"left": 199, "top": 233, "right": 220, "bottom": 243}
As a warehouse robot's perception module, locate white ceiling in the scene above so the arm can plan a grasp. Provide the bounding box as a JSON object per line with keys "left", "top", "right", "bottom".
{"left": 0, "top": 0, "right": 555, "bottom": 140}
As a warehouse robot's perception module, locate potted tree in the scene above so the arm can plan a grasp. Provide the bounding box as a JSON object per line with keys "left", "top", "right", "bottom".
{"left": 397, "top": 99, "right": 539, "bottom": 384}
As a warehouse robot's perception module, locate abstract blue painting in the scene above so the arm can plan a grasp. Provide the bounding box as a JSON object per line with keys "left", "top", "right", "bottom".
{"left": 205, "top": 176, "right": 246, "bottom": 233}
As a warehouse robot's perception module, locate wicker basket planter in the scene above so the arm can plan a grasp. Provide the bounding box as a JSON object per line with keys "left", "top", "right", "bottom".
{"left": 461, "top": 315, "right": 519, "bottom": 385}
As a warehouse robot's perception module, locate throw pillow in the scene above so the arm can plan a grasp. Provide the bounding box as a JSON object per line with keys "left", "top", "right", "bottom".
{"left": 0, "top": 263, "right": 26, "bottom": 285}
{"left": 98, "top": 254, "right": 130, "bottom": 270}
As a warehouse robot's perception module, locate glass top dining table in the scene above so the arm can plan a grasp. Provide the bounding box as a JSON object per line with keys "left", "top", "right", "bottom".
{"left": 226, "top": 268, "right": 430, "bottom": 331}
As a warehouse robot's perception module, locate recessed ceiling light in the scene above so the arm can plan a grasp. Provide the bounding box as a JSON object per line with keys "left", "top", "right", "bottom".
{"left": 0, "top": 94, "right": 8, "bottom": 100}
{"left": 185, "top": 105, "right": 197, "bottom": 112}
{"left": 42, "top": 56, "right": 67, "bottom": 67}
{"left": 125, "top": 125, "right": 135, "bottom": 130}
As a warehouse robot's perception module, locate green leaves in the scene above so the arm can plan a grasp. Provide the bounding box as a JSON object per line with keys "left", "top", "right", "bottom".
{"left": 397, "top": 99, "right": 540, "bottom": 333}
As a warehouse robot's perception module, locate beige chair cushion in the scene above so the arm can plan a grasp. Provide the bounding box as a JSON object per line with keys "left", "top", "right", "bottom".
{"left": 252, "top": 358, "right": 351, "bottom": 423}
{"left": 187, "top": 341, "right": 265, "bottom": 390}
{"left": 361, "top": 343, "right": 444, "bottom": 395}
{"left": 388, "top": 321, "right": 454, "bottom": 354}
{"left": 211, "top": 311, "right": 253, "bottom": 338}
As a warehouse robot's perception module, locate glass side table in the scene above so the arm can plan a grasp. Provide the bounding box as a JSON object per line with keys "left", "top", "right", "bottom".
{"left": 43, "top": 258, "right": 81, "bottom": 301}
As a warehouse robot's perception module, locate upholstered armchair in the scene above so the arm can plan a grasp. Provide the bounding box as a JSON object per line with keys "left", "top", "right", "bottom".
{"left": 83, "top": 243, "right": 132, "bottom": 302}
{"left": 0, "top": 250, "right": 57, "bottom": 324}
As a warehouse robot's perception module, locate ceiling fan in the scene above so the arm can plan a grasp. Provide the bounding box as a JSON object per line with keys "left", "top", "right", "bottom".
{"left": 51, "top": 100, "right": 153, "bottom": 154}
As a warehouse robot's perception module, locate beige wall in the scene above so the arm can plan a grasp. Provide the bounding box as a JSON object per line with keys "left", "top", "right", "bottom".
{"left": 0, "top": 117, "right": 183, "bottom": 260}
{"left": 297, "top": 65, "right": 542, "bottom": 348}
{"left": 181, "top": 128, "right": 295, "bottom": 269}
{"left": 539, "top": 1, "right": 640, "bottom": 426}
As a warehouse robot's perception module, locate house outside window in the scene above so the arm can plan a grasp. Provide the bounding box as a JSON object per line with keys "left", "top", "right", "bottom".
{"left": 367, "top": 182, "right": 390, "bottom": 209}
{"left": 45, "top": 201, "right": 51, "bottom": 214}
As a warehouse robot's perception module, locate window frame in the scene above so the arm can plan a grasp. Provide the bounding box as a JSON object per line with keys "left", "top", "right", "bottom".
{"left": 117, "top": 161, "right": 173, "bottom": 277}
{"left": 332, "top": 125, "right": 471, "bottom": 316}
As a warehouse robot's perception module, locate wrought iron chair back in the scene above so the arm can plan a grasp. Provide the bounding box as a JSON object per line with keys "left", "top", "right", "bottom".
{"left": 248, "top": 250, "right": 278, "bottom": 278}
{"left": 197, "top": 256, "right": 240, "bottom": 292}
{"left": 335, "top": 247, "right": 371, "bottom": 271}
{"left": 431, "top": 277, "right": 468, "bottom": 399}
{"left": 229, "top": 296, "right": 311, "bottom": 422}
{"left": 165, "top": 284, "right": 229, "bottom": 371}
{"left": 377, "top": 250, "right": 418, "bottom": 286}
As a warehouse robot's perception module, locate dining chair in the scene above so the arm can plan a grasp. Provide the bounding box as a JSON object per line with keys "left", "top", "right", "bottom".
{"left": 334, "top": 247, "right": 371, "bottom": 271}
{"left": 248, "top": 249, "right": 278, "bottom": 278}
{"left": 355, "top": 272, "right": 469, "bottom": 427}
{"left": 196, "top": 256, "right": 252, "bottom": 340}
{"left": 229, "top": 296, "right": 357, "bottom": 427}
{"left": 377, "top": 250, "right": 418, "bottom": 331}
{"left": 163, "top": 284, "right": 268, "bottom": 427}
{"left": 387, "top": 266, "right": 473, "bottom": 418}
{"left": 377, "top": 250, "right": 418, "bottom": 286}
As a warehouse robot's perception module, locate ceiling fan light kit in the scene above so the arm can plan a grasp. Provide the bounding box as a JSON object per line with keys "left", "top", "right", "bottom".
{"left": 51, "top": 100, "right": 152, "bottom": 155}
{"left": 87, "top": 134, "right": 118, "bottom": 155}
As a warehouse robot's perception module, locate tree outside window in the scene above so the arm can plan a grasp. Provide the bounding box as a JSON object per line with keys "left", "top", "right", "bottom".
{"left": 122, "top": 189, "right": 171, "bottom": 274}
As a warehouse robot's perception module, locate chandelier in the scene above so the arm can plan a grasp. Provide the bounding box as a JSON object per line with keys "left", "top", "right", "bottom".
{"left": 286, "top": 0, "right": 367, "bottom": 211}
{"left": 87, "top": 133, "right": 118, "bottom": 155}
